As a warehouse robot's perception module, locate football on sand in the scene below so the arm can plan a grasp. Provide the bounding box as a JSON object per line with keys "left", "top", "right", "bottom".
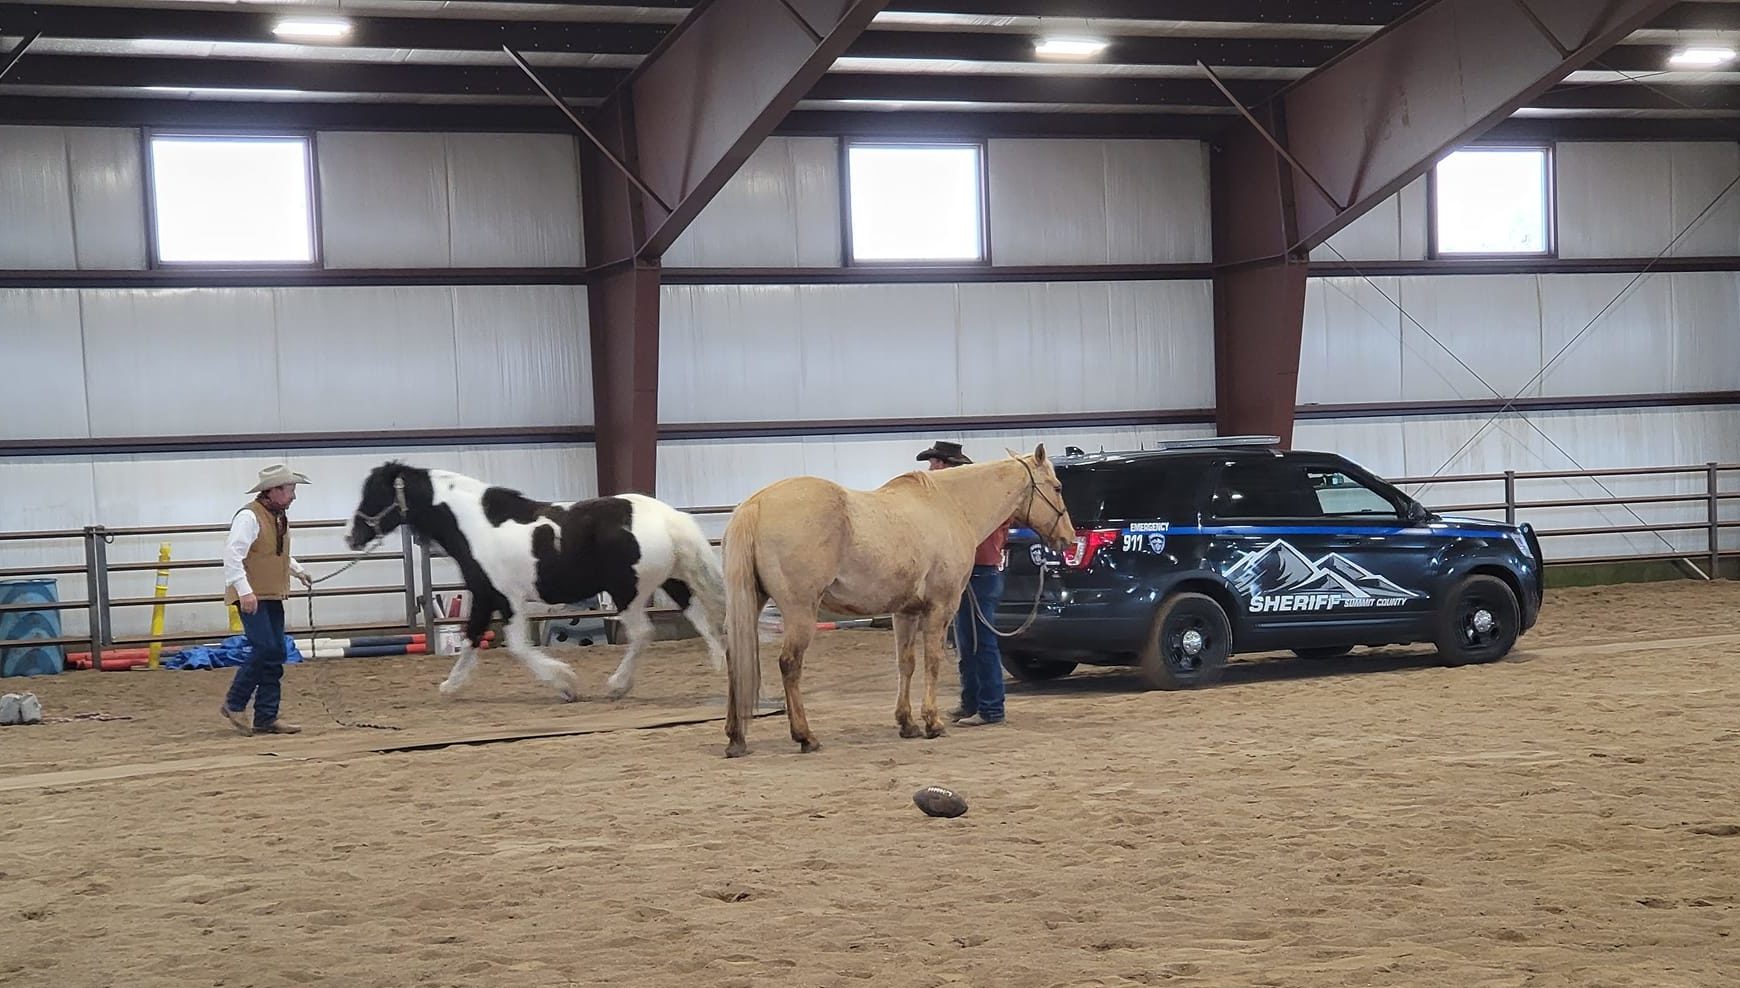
{"left": 913, "top": 785, "right": 968, "bottom": 818}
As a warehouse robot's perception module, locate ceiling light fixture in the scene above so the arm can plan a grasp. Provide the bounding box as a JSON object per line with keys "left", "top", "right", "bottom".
{"left": 1035, "top": 36, "right": 1108, "bottom": 59}
{"left": 271, "top": 17, "right": 353, "bottom": 41}
{"left": 1667, "top": 46, "right": 1736, "bottom": 67}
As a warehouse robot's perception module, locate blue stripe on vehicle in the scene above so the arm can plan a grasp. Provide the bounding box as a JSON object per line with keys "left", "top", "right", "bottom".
{"left": 1008, "top": 524, "right": 1514, "bottom": 540}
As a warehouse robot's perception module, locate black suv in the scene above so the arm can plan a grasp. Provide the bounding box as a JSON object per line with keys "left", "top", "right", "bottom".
{"left": 994, "top": 437, "right": 1544, "bottom": 689}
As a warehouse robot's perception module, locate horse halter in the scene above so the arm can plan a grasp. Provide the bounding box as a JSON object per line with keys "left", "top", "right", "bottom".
{"left": 353, "top": 476, "right": 409, "bottom": 543}
{"left": 1017, "top": 458, "right": 1071, "bottom": 543}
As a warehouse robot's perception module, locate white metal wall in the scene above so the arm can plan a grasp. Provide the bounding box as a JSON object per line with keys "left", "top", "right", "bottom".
{"left": 662, "top": 137, "right": 842, "bottom": 268}
{"left": 318, "top": 131, "right": 585, "bottom": 268}
{"left": 1299, "top": 139, "right": 1740, "bottom": 561}
{"left": 665, "top": 137, "right": 1213, "bottom": 268}
{"left": 658, "top": 280, "right": 1214, "bottom": 424}
{"left": 1309, "top": 142, "right": 1740, "bottom": 263}
{"left": 0, "top": 125, "right": 594, "bottom": 641}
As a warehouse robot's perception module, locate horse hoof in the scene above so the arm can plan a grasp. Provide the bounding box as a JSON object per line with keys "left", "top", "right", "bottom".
{"left": 605, "top": 678, "right": 630, "bottom": 700}
{"left": 926, "top": 724, "right": 947, "bottom": 739}
{"left": 437, "top": 680, "right": 461, "bottom": 696}
{"left": 557, "top": 688, "right": 579, "bottom": 703}
{"left": 800, "top": 740, "right": 823, "bottom": 754}
{"left": 725, "top": 742, "right": 748, "bottom": 758}
{"left": 899, "top": 723, "right": 924, "bottom": 739}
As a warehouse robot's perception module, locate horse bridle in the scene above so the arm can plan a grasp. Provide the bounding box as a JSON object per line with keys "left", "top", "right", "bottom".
{"left": 352, "top": 476, "right": 409, "bottom": 545}
{"left": 960, "top": 457, "right": 1072, "bottom": 644}
{"left": 1017, "top": 457, "right": 1071, "bottom": 548}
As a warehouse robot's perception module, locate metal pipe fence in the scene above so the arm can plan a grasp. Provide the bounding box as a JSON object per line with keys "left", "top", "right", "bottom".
{"left": 1, "top": 462, "right": 1734, "bottom": 668}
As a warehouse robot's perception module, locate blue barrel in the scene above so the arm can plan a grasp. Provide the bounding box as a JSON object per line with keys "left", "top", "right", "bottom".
{"left": 0, "top": 579, "right": 65, "bottom": 678}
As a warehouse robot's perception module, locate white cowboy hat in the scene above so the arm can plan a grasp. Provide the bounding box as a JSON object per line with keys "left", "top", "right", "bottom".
{"left": 247, "top": 463, "right": 312, "bottom": 493}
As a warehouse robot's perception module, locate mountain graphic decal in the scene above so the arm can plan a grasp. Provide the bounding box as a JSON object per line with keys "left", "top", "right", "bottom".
{"left": 1226, "top": 540, "right": 1422, "bottom": 604}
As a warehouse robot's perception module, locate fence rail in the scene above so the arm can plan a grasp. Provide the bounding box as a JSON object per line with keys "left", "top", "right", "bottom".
{"left": 2, "top": 461, "right": 1735, "bottom": 668}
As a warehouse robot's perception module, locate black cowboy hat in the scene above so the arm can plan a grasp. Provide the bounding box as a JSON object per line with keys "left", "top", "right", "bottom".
{"left": 916, "top": 440, "right": 972, "bottom": 466}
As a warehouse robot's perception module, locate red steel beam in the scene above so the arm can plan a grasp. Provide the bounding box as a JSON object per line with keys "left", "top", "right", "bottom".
{"left": 578, "top": 0, "right": 889, "bottom": 495}
{"left": 1210, "top": 0, "right": 1677, "bottom": 448}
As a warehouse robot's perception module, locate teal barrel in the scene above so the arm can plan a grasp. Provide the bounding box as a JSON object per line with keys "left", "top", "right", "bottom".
{"left": 0, "top": 579, "right": 65, "bottom": 678}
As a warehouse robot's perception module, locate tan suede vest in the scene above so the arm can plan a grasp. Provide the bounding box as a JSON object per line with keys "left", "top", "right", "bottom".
{"left": 225, "top": 500, "right": 291, "bottom": 604}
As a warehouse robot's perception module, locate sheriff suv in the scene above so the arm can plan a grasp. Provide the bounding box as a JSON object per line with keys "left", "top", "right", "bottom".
{"left": 994, "top": 437, "right": 1544, "bottom": 689}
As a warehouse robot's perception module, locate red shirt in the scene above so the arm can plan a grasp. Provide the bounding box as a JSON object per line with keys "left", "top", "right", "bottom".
{"left": 975, "top": 520, "right": 1011, "bottom": 568}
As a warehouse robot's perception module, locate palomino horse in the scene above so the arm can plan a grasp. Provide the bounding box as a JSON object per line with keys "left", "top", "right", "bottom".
{"left": 721, "top": 444, "right": 1076, "bottom": 757}
{"left": 346, "top": 461, "right": 727, "bottom": 701}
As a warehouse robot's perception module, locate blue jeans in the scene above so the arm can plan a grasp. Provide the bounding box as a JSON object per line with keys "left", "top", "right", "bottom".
{"left": 953, "top": 566, "right": 1006, "bottom": 722}
{"left": 226, "top": 599, "right": 286, "bottom": 728}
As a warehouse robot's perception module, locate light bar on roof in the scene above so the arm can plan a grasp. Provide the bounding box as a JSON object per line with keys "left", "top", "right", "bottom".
{"left": 272, "top": 17, "right": 353, "bottom": 41}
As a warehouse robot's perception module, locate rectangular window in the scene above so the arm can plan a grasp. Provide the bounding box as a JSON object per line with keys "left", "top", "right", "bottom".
{"left": 1429, "top": 146, "right": 1553, "bottom": 257}
{"left": 1306, "top": 468, "right": 1401, "bottom": 518}
{"left": 844, "top": 141, "right": 985, "bottom": 264}
{"left": 147, "top": 133, "right": 317, "bottom": 265}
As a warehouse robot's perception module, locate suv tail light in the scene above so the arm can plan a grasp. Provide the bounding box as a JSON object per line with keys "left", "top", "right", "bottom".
{"left": 1062, "top": 528, "right": 1120, "bottom": 569}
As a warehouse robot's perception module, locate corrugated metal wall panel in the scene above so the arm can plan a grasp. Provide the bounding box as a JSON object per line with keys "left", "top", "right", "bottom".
{"left": 0, "top": 289, "right": 89, "bottom": 440}
{"left": 444, "top": 133, "right": 584, "bottom": 268}
{"left": 659, "top": 284, "right": 806, "bottom": 423}
{"left": 1103, "top": 140, "right": 1212, "bottom": 264}
{"left": 988, "top": 139, "right": 1210, "bottom": 265}
{"left": 1310, "top": 192, "right": 1401, "bottom": 263}
{"left": 1668, "top": 143, "right": 1740, "bottom": 258}
{"left": 317, "top": 131, "right": 452, "bottom": 269}
{"left": 273, "top": 287, "right": 459, "bottom": 431}
{"left": 1307, "top": 177, "right": 1426, "bottom": 262}
{"left": 1557, "top": 143, "right": 1673, "bottom": 258}
{"left": 1398, "top": 275, "right": 1543, "bottom": 401}
{"left": 66, "top": 128, "right": 147, "bottom": 270}
{"left": 80, "top": 288, "right": 282, "bottom": 437}
{"left": 1669, "top": 272, "right": 1740, "bottom": 393}
{"left": 987, "top": 139, "right": 1106, "bottom": 265}
{"left": 1397, "top": 176, "right": 1429, "bottom": 261}
{"left": 659, "top": 282, "right": 959, "bottom": 421}
{"left": 662, "top": 137, "right": 841, "bottom": 268}
{"left": 0, "top": 126, "right": 76, "bottom": 269}
{"left": 1537, "top": 273, "right": 1673, "bottom": 396}
{"left": 660, "top": 281, "right": 1213, "bottom": 423}
{"left": 955, "top": 280, "right": 1213, "bottom": 414}
{"left": 1298, "top": 277, "right": 1404, "bottom": 406}
{"left": 451, "top": 285, "right": 592, "bottom": 428}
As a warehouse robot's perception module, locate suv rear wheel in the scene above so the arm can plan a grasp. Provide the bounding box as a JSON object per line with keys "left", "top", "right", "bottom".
{"left": 1138, "top": 592, "right": 1230, "bottom": 690}
{"left": 1436, "top": 574, "right": 1520, "bottom": 666}
{"left": 1001, "top": 651, "right": 1078, "bottom": 683}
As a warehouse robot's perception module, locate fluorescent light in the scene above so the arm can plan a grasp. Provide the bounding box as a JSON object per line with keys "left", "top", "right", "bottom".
{"left": 1035, "top": 36, "right": 1108, "bottom": 59}
{"left": 1668, "top": 46, "right": 1736, "bottom": 67}
{"left": 271, "top": 17, "right": 352, "bottom": 40}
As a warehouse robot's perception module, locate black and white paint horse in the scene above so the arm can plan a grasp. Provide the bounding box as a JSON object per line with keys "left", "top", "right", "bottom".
{"left": 345, "top": 461, "right": 727, "bottom": 702}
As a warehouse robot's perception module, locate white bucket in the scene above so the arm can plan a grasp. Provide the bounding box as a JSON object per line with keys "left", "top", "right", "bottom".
{"left": 436, "top": 627, "right": 464, "bottom": 655}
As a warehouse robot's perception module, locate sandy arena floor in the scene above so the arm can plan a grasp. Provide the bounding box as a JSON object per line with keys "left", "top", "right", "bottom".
{"left": 3, "top": 581, "right": 1740, "bottom": 987}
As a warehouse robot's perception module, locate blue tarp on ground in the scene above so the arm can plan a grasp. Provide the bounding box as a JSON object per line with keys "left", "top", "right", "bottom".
{"left": 165, "top": 634, "right": 304, "bottom": 670}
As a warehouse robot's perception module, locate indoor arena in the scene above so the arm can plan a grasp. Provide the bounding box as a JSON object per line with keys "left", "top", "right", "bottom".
{"left": 2, "top": 2, "right": 1737, "bottom": 986}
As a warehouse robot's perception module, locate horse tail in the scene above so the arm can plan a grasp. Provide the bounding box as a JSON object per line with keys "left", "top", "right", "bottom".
{"left": 667, "top": 507, "right": 727, "bottom": 623}
{"left": 723, "top": 499, "right": 763, "bottom": 739}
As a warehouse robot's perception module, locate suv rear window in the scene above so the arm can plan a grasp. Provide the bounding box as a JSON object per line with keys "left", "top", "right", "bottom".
{"left": 1060, "top": 464, "right": 1202, "bottom": 526}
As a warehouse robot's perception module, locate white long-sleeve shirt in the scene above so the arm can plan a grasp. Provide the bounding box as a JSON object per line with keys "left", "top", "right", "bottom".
{"left": 223, "top": 509, "right": 307, "bottom": 599}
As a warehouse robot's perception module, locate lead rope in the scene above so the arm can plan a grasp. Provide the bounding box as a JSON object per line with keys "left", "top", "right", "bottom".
{"left": 295, "top": 479, "right": 410, "bottom": 731}
{"left": 964, "top": 464, "right": 1066, "bottom": 649}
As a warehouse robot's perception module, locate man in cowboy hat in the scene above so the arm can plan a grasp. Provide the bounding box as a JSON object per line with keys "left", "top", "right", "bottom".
{"left": 917, "top": 440, "right": 1009, "bottom": 727}
{"left": 219, "top": 463, "right": 314, "bottom": 736}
